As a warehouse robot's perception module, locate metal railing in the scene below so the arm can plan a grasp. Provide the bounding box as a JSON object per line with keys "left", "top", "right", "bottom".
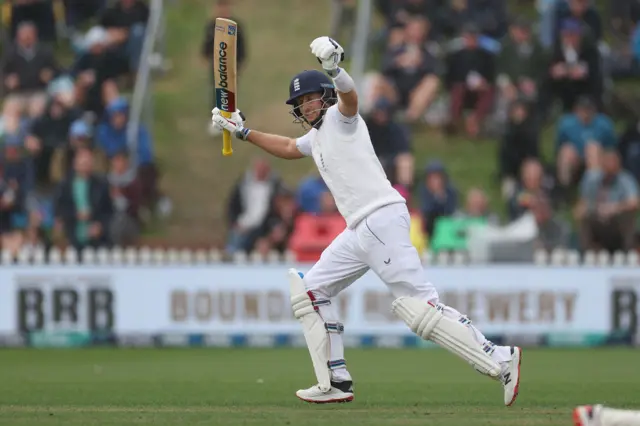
{"left": 349, "top": 0, "right": 373, "bottom": 95}
{"left": 126, "top": 0, "right": 166, "bottom": 166}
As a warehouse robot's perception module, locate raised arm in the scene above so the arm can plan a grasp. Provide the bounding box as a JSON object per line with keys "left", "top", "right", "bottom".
{"left": 210, "top": 109, "right": 304, "bottom": 160}
{"left": 310, "top": 36, "right": 358, "bottom": 117}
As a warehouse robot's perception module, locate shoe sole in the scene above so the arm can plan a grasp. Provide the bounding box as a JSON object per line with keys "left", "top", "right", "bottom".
{"left": 506, "top": 347, "right": 522, "bottom": 407}
{"left": 296, "top": 394, "right": 354, "bottom": 404}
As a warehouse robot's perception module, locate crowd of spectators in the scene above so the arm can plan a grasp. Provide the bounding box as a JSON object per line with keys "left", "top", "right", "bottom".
{"left": 225, "top": 0, "right": 640, "bottom": 261}
{"left": 0, "top": 0, "right": 165, "bottom": 257}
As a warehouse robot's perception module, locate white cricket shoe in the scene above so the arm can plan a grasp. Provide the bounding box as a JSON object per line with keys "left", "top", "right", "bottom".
{"left": 500, "top": 346, "right": 522, "bottom": 406}
{"left": 574, "top": 405, "right": 600, "bottom": 426}
{"left": 296, "top": 380, "right": 354, "bottom": 404}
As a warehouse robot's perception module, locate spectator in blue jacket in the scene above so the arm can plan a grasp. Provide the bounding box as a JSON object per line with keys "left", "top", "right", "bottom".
{"left": 97, "top": 97, "right": 153, "bottom": 165}
{"left": 97, "top": 97, "right": 160, "bottom": 211}
{"left": 555, "top": 96, "right": 616, "bottom": 190}
{"left": 419, "top": 160, "right": 458, "bottom": 237}
{"left": 296, "top": 173, "right": 327, "bottom": 214}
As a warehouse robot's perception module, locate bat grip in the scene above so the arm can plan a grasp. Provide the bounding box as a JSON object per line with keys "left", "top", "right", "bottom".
{"left": 221, "top": 110, "right": 233, "bottom": 156}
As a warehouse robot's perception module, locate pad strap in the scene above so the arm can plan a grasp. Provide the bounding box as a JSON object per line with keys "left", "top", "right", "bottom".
{"left": 328, "top": 359, "right": 346, "bottom": 370}
{"left": 325, "top": 322, "right": 344, "bottom": 333}
{"left": 313, "top": 299, "right": 331, "bottom": 308}
{"left": 483, "top": 341, "right": 496, "bottom": 356}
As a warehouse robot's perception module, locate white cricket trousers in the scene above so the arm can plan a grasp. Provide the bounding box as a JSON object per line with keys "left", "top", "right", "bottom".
{"left": 302, "top": 202, "right": 511, "bottom": 382}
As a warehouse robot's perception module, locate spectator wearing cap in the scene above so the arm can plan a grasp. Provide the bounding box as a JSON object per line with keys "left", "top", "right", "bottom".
{"left": 553, "top": 0, "right": 603, "bottom": 44}
{"left": 2, "top": 21, "right": 59, "bottom": 118}
{"left": 99, "top": 0, "right": 149, "bottom": 71}
{"left": 555, "top": 96, "right": 616, "bottom": 191}
{"left": 369, "top": 15, "right": 442, "bottom": 123}
{"left": 546, "top": 18, "right": 602, "bottom": 112}
{"left": 419, "top": 160, "right": 458, "bottom": 237}
{"left": 58, "top": 119, "right": 109, "bottom": 181}
{"left": 53, "top": 147, "right": 113, "bottom": 250}
{"left": 364, "top": 97, "right": 414, "bottom": 187}
{"left": 72, "top": 26, "right": 128, "bottom": 116}
{"left": 496, "top": 18, "right": 546, "bottom": 120}
{"left": 96, "top": 98, "right": 153, "bottom": 167}
{"left": 576, "top": 149, "right": 639, "bottom": 253}
{"left": 444, "top": 22, "right": 496, "bottom": 138}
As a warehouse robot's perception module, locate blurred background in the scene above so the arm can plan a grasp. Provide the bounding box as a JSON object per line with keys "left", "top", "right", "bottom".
{"left": 0, "top": 0, "right": 639, "bottom": 265}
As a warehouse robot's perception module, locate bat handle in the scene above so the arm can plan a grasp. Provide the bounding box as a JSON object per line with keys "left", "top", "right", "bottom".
{"left": 221, "top": 111, "right": 233, "bottom": 156}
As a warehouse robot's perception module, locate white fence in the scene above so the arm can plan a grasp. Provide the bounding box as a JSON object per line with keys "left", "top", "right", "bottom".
{"left": 2, "top": 247, "right": 638, "bottom": 266}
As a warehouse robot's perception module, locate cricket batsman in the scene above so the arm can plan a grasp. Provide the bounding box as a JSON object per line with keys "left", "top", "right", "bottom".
{"left": 210, "top": 36, "right": 522, "bottom": 405}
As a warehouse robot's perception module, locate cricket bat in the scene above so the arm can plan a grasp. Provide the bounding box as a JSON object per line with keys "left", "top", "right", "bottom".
{"left": 213, "top": 17, "right": 237, "bottom": 156}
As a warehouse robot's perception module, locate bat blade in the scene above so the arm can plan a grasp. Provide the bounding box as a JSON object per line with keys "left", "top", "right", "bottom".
{"left": 213, "top": 17, "right": 238, "bottom": 156}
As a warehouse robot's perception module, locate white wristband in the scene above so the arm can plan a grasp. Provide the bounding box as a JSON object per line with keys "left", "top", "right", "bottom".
{"left": 332, "top": 68, "right": 355, "bottom": 93}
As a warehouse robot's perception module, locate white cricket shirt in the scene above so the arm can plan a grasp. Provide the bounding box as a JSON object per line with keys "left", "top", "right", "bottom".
{"left": 296, "top": 104, "right": 405, "bottom": 228}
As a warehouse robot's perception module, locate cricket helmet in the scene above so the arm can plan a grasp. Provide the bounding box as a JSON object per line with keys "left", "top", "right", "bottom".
{"left": 286, "top": 70, "right": 337, "bottom": 129}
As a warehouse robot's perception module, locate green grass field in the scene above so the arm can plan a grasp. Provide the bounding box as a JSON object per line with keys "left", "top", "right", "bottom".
{"left": 0, "top": 347, "right": 638, "bottom": 425}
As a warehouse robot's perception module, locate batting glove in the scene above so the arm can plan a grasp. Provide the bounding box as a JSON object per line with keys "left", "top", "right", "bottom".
{"left": 211, "top": 107, "right": 250, "bottom": 140}
{"left": 310, "top": 36, "right": 344, "bottom": 77}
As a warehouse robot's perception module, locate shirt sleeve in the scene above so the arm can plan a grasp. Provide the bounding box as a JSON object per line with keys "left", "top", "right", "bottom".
{"left": 325, "top": 104, "right": 359, "bottom": 136}
{"left": 295, "top": 130, "right": 314, "bottom": 157}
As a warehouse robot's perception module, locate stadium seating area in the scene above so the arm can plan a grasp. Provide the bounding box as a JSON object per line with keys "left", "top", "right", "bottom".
{"left": 0, "top": 0, "right": 165, "bottom": 258}
{"left": 224, "top": 0, "right": 640, "bottom": 263}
